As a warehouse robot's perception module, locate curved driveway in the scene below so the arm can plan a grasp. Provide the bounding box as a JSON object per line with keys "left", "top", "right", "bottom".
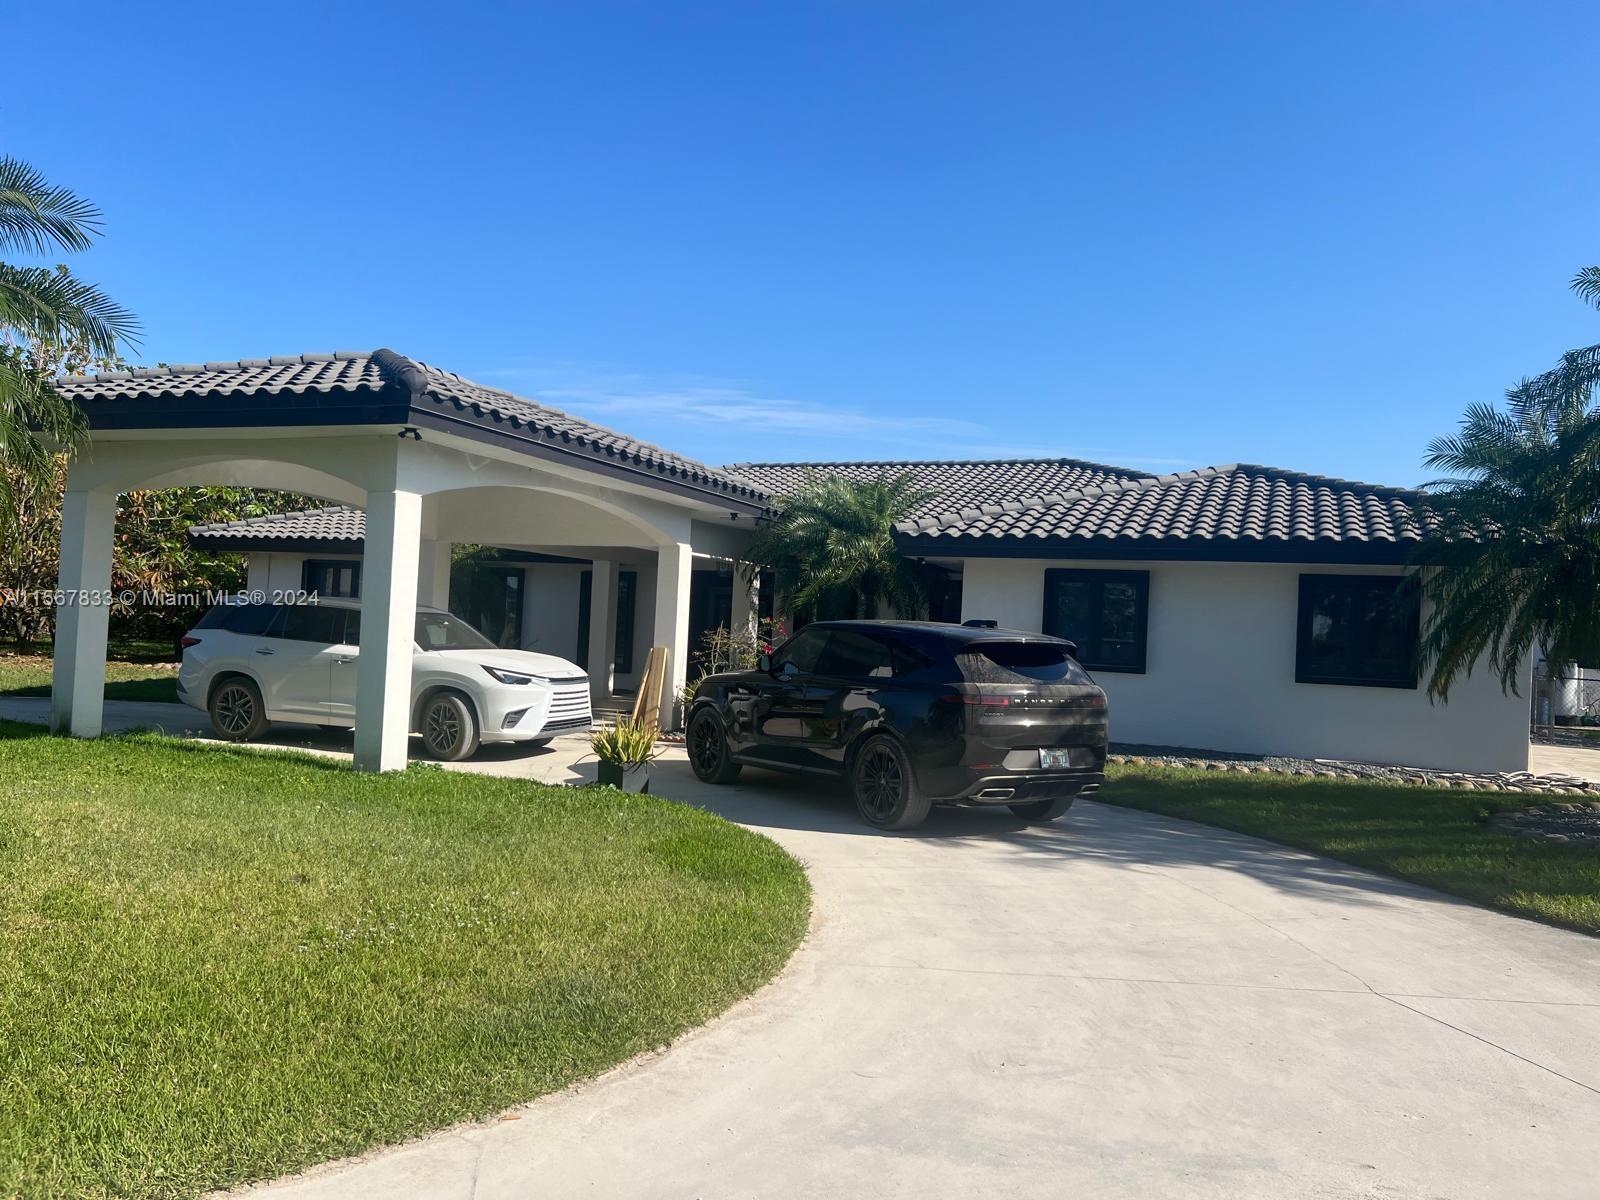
{"left": 243, "top": 748, "right": 1600, "bottom": 1200}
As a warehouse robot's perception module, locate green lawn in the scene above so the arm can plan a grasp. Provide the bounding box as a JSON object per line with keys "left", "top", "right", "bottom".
{"left": 1101, "top": 763, "right": 1600, "bottom": 935}
{"left": 0, "top": 723, "right": 810, "bottom": 1199}
{"left": 0, "top": 645, "right": 179, "bottom": 703}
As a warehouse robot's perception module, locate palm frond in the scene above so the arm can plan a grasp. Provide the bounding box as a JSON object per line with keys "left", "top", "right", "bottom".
{"left": 0, "top": 157, "right": 104, "bottom": 256}
{"left": 1572, "top": 265, "right": 1600, "bottom": 312}
{"left": 0, "top": 262, "right": 140, "bottom": 354}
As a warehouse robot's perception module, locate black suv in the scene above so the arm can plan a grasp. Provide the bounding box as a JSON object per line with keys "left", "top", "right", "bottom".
{"left": 685, "top": 620, "right": 1108, "bottom": 830}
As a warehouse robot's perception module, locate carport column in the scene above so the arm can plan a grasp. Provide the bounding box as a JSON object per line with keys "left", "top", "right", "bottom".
{"left": 415, "top": 539, "right": 451, "bottom": 610}
{"left": 730, "top": 565, "right": 759, "bottom": 639}
{"left": 653, "top": 541, "right": 693, "bottom": 730}
{"left": 587, "top": 558, "right": 616, "bottom": 701}
{"left": 51, "top": 488, "right": 117, "bottom": 738}
{"left": 354, "top": 489, "right": 422, "bottom": 772}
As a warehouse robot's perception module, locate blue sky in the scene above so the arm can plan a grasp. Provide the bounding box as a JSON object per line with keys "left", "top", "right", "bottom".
{"left": 8, "top": 1, "right": 1597, "bottom": 485}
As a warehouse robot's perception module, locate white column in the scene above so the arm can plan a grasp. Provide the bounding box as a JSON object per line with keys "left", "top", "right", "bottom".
{"left": 653, "top": 542, "right": 693, "bottom": 730}
{"left": 354, "top": 489, "right": 422, "bottom": 772}
{"left": 51, "top": 489, "right": 117, "bottom": 737}
{"left": 587, "top": 558, "right": 616, "bottom": 701}
{"left": 730, "top": 565, "right": 759, "bottom": 638}
{"left": 415, "top": 539, "right": 451, "bottom": 610}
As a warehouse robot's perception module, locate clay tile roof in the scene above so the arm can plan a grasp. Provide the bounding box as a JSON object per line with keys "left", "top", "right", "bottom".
{"left": 893, "top": 464, "right": 1438, "bottom": 559}
{"left": 58, "top": 349, "right": 766, "bottom": 505}
{"left": 724, "top": 457, "right": 1152, "bottom": 521}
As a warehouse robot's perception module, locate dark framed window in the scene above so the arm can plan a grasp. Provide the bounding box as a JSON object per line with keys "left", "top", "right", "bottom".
{"left": 1296, "top": 574, "right": 1419, "bottom": 689}
{"left": 615, "top": 570, "right": 637, "bottom": 674}
{"left": 302, "top": 558, "right": 361, "bottom": 598}
{"left": 576, "top": 568, "right": 639, "bottom": 673}
{"left": 1042, "top": 569, "right": 1150, "bottom": 673}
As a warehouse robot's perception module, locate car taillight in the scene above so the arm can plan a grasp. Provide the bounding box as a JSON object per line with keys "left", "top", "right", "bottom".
{"left": 180, "top": 636, "right": 202, "bottom": 649}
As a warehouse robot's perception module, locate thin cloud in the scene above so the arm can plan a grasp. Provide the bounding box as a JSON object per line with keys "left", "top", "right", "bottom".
{"left": 475, "top": 360, "right": 1192, "bottom": 467}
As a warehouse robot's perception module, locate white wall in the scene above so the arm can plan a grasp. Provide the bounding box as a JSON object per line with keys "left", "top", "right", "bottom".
{"left": 960, "top": 557, "right": 1531, "bottom": 774}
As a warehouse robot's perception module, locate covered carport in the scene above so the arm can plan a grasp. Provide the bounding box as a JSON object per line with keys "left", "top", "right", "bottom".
{"left": 50, "top": 349, "right": 767, "bottom": 770}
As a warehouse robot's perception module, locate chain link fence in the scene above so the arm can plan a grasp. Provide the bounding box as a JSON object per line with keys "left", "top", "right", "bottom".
{"left": 1532, "top": 664, "right": 1600, "bottom": 730}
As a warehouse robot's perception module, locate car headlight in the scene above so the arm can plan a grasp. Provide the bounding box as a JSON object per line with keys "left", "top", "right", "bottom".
{"left": 482, "top": 665, "right": 538, "bottom": 685}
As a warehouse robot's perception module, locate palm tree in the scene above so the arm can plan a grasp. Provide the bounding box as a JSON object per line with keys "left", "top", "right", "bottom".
{"left": 0, "top": 156, "right": 138, "bottom": 527}
{"left": 743, "top": 471, "right": 934, "bottom": 623}
{"left": 1418, "top": 267, "right": 1600, "bottom": 698}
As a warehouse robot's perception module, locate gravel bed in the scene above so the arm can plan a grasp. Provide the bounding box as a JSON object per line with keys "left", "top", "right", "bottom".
{"left": 1108, "top": 742, "right": 1600, "bottom": 795}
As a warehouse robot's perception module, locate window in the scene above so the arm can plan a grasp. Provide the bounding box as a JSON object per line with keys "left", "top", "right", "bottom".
{"left": 959, "top": 641, "right": 1094, "bottom": 686}
{"left": 195, "top": 601, "right": 277, "bottom": 636}
{"left": 576, "top": 569, "right": 638, "bottom": 672}
{"left": 414, "top": 611, "right": 496, "bottom": 651}
{"left": 271, "top": 604, "right": 346, "bottom": 645}
{"left": 1042, "top": 569, "right": 1150, "bottom": 673}
{"left": 614, "top": 570, "right": 637, "bottom": 673}
{"left": 1296, "top": 574, "right": 1419, "bottom": 689}
{"left": 814, "top": 629, "right": 895, "bottom": 679}
{"left": 302, "top": 559, "right": 361, "bottom": 598}
{"left": 770, "top": 627, "right": 830, "bottom": 675}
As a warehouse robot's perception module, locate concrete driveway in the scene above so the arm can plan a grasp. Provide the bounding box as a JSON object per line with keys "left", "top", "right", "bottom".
{"left": 5, "top": 701, "right": 1599, "bottom": 1197}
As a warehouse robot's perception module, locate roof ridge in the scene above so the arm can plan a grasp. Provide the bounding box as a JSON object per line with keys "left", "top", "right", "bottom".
{"left": 1226, "top": 462, "right": 1424, "bottom": 499}
{"left": 727, "top": 456, "right": 1152, "bottom": 475}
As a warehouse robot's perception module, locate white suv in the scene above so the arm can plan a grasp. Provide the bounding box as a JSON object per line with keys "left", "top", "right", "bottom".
{"left": 177, "top": 598, "right": 592, "bottom": 760}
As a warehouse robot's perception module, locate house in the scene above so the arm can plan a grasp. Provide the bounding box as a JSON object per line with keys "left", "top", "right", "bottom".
{"left": 188, "top": 440, "right": 1531, "bottom": 775}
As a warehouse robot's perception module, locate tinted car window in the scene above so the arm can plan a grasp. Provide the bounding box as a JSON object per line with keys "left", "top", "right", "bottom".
{"left": 222, "top": 603, "right": 279, "bottom": 637}
{"left": 273, "top": 604, "right": 345, "bottom": 645}
{"left": 958, "top": 642, "right": 1093, "bottom": 685}
{"left": 771, "top": 627, "right": 829, "bottom": 674}
{"left": 814, "top": 629, "right": 894, "bottom": 679}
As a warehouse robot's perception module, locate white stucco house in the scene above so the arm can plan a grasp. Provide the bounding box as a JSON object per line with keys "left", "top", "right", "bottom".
{"left": 50, "top": 349, "right": 1530, "bottom": 774}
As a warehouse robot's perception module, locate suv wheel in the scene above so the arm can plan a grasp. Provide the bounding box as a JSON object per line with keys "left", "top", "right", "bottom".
{"left": 687, "top": 708, "right": 742, "bottom": 784}
{"left": 1009, "top": 797, "right": 1075, "bottom": 822}
{"left": 209, "top": 677, "right": 267, "bottom": 742}
{"left": 851, "top": 736, "right": 931, "bottom": 830}
{"left": 420, "top": 692, "right": 480, "bottom": 762}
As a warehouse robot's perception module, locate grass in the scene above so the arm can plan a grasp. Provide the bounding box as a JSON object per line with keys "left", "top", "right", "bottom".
{"left": 0, "top": 645, "right": 179, "bottom": 704}
{"left": 0, "top": 722, "right": 810, "bottom": 1200}
{"left": 1101, "top": 762, "right": 1600, "bottom": 935}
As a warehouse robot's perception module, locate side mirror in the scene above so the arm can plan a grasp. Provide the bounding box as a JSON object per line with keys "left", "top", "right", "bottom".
{"left": 757, "top": 651, "right": 772, "bottom": 673}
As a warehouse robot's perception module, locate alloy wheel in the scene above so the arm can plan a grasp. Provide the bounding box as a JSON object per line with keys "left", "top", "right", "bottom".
{"left": 215, "top": 685, "right": 256, "bottom": 735}
{"left": 424, "top": 700, "right": 462, "bottom": 757}
{"left": 690, "top": 715, "right": 723, "bottom": 775}
{"left": 857, "top": 743, "right": 905, "bottom": 822}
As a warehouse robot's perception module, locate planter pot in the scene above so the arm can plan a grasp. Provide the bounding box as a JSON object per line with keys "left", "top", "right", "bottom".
{"left": 596, "top": 761, "right": 651, "bottom": 793}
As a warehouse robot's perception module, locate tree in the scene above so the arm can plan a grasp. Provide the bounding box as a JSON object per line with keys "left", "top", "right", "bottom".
{"left": 1418, "top": 267, "right": 1600, "bottom": 698}
{"left": 742, "top": 472, "right": 934, "bottom": 623}
{"left": 0, "top": 156, "right": 138, "bottom": 530}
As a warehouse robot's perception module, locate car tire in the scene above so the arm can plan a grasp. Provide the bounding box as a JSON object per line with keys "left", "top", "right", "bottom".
{"left": 1009, "top": 796, "right": 1076, "bottom": 822}
{"left": 851, "top": 735, "right": 931, "bottom": 830}
{"left": 208, "top": 676, "right": 268, "bottom": 742}
{"left": 419, "top": 692, "right": 480, "bottom": 762}
{"left": 687, "top": 707, "right": 742, "bottom": 784}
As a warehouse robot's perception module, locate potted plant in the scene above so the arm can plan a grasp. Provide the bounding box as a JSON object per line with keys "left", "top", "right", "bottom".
{"left": 589, "top": 717, "right": 661, "bottom": 793}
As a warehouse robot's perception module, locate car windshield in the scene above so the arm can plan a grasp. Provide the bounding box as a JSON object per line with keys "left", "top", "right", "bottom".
{"left": 958, "top": 641, "right": 1093, "bottom": 685}
{"left": 414, "top": 611, "right": 496, "bottom": 651}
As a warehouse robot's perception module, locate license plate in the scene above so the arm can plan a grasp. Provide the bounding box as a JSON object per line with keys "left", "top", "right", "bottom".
{"left": 1039, "top": 748, "right": 1078, "bottom": 769}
